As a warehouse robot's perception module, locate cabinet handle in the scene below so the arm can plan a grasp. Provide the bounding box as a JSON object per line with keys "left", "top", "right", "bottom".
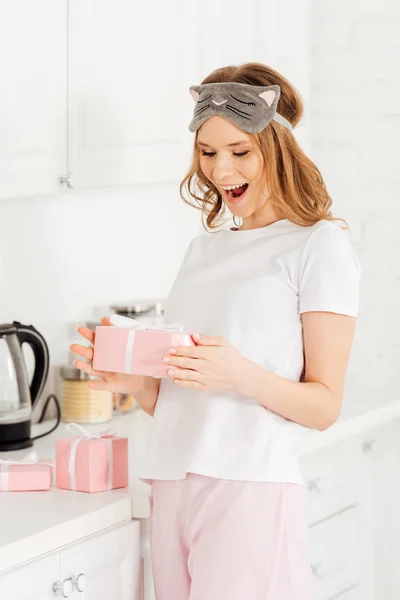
{"left": 307, "top": 477, "right": 322, "bottom": 494}
{"left": 59, "top": 172, "right": 74, "bottom": 189}
{"left": 52, "top": 577, "right": 74, "bottom": 598}
{"left": 362, "top": 439, "right": 377, "bottom": 453}
{"left": 74, "top": 572, "right": 85, "bottom": 593}
{"left": 311, "top": 562, "right": 323, "bottom": 579}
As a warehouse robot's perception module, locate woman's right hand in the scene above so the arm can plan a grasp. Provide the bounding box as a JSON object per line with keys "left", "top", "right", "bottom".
{"left": 70, "top": 316, "right": 146, "bottom": 395}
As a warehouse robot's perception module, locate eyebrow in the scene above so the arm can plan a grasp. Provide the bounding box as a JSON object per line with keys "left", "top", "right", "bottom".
{"left": 196, "top": 140, "right": 251, "bottom": 148}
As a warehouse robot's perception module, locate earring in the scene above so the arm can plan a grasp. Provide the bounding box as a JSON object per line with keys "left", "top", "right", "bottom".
{"left": 233, "top": 215, "right": 241, "bottom": 229}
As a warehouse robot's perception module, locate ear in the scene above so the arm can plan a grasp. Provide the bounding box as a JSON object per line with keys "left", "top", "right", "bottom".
{"left": 259, "top": 90, "right": 276, "bottom": 107}
{"left": 190, "top": 87, "right": 200, "bottom": 103}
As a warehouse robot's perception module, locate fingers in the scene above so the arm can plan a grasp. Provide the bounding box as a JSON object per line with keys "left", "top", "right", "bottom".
{"left": 71, "top": 319, "right": 112, "bottom": 369}
{"left": 77, "top": 326, "right": 95, "bottom": 344}
{"left": 87, "top": 379, "right": 112, "bottom": 391}
{"left": 70, "top": 343, "right": 93, "bottom": 362}
{"left": 73, "top": 359, "right": 112, "bottom": 380}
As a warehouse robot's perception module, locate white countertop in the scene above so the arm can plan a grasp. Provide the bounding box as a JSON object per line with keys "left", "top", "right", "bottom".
{"left": 1, "top": 399, "right": 400, "bottom": 573}
{"left": 0, "top": 408, "right": 153, "bottom": 573}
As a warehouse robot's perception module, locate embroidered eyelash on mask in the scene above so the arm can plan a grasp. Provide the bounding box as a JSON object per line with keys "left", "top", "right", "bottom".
{"left": 188, "top": 82, "right": 293, "bottom": 134}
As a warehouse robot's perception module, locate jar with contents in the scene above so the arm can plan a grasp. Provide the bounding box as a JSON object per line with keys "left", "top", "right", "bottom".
{"left": 60, "top": 366, "right": 113, "bottom": 424}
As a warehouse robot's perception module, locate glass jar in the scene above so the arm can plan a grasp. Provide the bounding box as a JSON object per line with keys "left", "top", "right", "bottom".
{"left": 60, "top": 366, "right": 113, "bottom": 424}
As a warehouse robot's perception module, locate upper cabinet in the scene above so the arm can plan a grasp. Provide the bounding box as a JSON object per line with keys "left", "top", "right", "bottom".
{"left": 0, "top": 0, "right": 67, "bottom": 199}
{"left": 0, "top": 0, "right": 311, "bottom": 199}
{"left": 67, "top": 0, "right": 196, "bottom": 189}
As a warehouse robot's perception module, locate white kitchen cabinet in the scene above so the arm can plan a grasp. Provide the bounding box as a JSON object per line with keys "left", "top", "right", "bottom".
{"left": 389, "top": 424, "right": 400, "bottom": 600}
{"left": 67, "top": 0, "right": 196, "bottom": 189}
{"left": 300, "top": 418, "right": 400, "bottom": 600}
{"left": 0, "top": 0, "right": 67, "bottom": 199}
{"left": 140, "top": 532, "right": 155, "bottom": 600}
{"left": 60, "top": 521, "right": 141, "bottom": 599}
{"left": 0, "top": 552, "right": 60, "bottom": 600}
{"left": 0, "top": 0, "right": 313, "bottom": 198}
{"left": 308, "top": 507, "right": 362, "bottom": 600}
{"left": 352, "top": 422, "right": 397, "bottom": 600}
{"left": 0, "top": 520, "right": 141, "bottom": 600}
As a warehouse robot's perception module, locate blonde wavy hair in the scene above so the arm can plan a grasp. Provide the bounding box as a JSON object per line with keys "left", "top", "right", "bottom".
{"left": 179, "top": 62, "right": 347, "bottom": 231}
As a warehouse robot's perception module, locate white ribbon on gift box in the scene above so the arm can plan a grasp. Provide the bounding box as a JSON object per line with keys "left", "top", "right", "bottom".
{"left": 108, "top": 315, "right": 185, "bottom": 374}
{"left": 65, "top": 423, "right": 116, "bottom": 491}
{"left": 0, "top": 452, "right": 54, "bottom": 492}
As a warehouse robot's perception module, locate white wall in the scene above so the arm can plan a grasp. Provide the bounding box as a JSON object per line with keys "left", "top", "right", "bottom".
{"left": 0, "top": 182, "right": 202, "bottom": 417}
{"left": 310, "top": 0, "right": 400, "bottom": 418}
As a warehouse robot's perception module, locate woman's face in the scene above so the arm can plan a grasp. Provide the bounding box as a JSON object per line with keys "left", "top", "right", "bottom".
{"left": 197, "top": 115, "right": 278, "bottom": 225}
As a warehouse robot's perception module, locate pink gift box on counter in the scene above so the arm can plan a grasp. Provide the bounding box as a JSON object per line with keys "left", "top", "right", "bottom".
{"left": 92, "top": 315, "right": 195, "bottom": 377}
{"left": 0, "top": 452, "right": 53, "bottom": 492}
{"left": 56, "top": 423, "right": 128, "bottom": 493}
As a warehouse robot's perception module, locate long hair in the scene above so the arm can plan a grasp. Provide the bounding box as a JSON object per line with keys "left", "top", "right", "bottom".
{"left": 179, "top": 62, "right": 347, "bottom": 230}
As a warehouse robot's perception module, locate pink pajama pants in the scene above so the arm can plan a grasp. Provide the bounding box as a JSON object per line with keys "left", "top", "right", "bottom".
{"left": 149, "top": 472, "right": 313, "bottom": 600}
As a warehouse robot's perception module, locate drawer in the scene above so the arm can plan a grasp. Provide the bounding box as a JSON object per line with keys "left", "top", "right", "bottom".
{"left": 309, "top": 507, "right": 360, "bottom": 600}
{"left": 299, "top": 439, "right": 356, "bottom": 525}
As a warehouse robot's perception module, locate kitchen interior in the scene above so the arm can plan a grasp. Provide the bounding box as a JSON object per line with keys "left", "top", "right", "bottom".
{"left": 0, "top": 1, "right": 399, "bottom": 599}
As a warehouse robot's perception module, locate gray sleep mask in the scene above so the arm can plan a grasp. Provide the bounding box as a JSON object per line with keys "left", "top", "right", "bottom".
{"left": 188, "top": 82, "right": 293, "bottom": 134}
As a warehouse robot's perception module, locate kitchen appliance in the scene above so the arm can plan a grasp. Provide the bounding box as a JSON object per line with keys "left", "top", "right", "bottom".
{"left": 0, "top": 321, "right": 60, "bottom": 451}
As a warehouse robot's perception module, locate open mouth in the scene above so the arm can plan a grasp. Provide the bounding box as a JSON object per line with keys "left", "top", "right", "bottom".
{"left": 222, "top": 183, "right": 249, "bottom": 203}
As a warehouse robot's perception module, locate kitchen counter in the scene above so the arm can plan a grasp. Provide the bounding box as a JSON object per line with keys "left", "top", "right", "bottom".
{"left": 0, "top": 408, "right": 153, "bottom": 573}
{"left": 1, "top": 398, "right": 400, "bottom": 573}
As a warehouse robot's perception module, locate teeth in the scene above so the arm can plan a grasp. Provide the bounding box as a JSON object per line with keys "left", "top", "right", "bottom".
{"left": 221, "top": 183, "right": 247, "bottom": 191}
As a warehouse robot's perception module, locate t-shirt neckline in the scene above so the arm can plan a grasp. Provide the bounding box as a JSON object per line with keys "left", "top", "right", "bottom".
{"left": 228, "top": 218, "right": 291, "bottom": 235}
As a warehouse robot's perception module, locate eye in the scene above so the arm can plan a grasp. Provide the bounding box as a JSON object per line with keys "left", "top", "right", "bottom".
{"left": 200, "top": 151, "right": 249, "bottom": 158}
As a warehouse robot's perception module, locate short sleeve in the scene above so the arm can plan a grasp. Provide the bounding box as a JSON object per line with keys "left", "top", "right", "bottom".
{"left": 298, "top": 223, "right": 361, "bottom": 317}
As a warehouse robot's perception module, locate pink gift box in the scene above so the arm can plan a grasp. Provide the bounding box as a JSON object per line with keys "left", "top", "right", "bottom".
{"left": 0, "top": 456, "right": 53, "bottom": 492}
{"left": 92, "top": 322, "right": 195, "bottom": 377}
{"left": 56, "top": 434, "right": 128, "bottom": 493}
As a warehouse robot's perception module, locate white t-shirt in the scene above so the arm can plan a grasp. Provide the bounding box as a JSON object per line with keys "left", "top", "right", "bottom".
{"left": 139, "top": 218, "right": 361, "bottom": 484}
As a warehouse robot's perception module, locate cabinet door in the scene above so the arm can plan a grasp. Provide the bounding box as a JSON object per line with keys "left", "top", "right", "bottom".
{"left": 0, "top": 552, "right": 60, "bottom": 600}
{"left": 352, "top": 421, "right": 397, "bottom": 600}
{"left": 389, "top": 419, "right": 400, "bottom": 600}
{"left": 60, "top": 520, "right": 141, "bottom": 600}
{"left": 140, "top": 532, "right": 155, "bottom": 600}
{"left": 67, "top": 0, "right": 197, "bottom": 189}
{"left": 0, "top": 0, "right": 67, "bottom": 199}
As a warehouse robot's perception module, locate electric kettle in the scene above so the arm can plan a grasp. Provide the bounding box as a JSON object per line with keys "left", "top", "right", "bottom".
{"left": 0, "top": 321, "right": 53, "bottom": 451}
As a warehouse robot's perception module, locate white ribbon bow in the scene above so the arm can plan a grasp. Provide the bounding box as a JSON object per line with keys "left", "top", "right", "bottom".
{"left": 0, "top": 452, "right": 54, "bottom": 492}
{"left": 109, "top": 314, "right": 184, "bottom": 332}
{"left": 65, "top": 423, "right": 116, "bottom": 491}
{"left": 108, "top": 315, "right": 184, "bottom": 373}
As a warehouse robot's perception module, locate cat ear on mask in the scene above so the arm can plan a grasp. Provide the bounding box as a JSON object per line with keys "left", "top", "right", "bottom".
{"left": 189, "top": 86, "right": 200, "bottom": 103}
{"left": 259, "top": 90, "right": 276, "bottom": 107}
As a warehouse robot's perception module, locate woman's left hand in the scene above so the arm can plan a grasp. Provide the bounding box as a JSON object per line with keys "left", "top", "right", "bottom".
{"left": 162, "top": 333, "right": 248, "bottom": 393}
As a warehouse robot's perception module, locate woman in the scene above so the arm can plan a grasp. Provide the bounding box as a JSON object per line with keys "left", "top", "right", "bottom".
{"left": 72, "top": 62, "right": 361, "bottom": 600}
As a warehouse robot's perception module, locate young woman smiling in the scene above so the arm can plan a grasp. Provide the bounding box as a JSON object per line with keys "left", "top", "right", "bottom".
{"left": 72, "top": 62, "right": 361, "bottom": 600}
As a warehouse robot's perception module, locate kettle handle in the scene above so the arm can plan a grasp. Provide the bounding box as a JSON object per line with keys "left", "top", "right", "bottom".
{"left": 14, "top": 322, "right": 50, "bottom": 410}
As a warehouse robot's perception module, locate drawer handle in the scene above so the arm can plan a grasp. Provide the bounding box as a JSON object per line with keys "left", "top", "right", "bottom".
{"left": 307, "top": 477, "right": 322, "bottom": 494}
{"left": 311, "top": 562, "right": 323, "bottom": 579}
{"left": 52, "top": 577, "right": 73, "bottom": 598}
{"left": 74, "top": 573, "right": 85, "bottom": 593}
{"left": 59, "top": 172, "right": 74, "bottom": 190}
{"left": 362, "top": 439, "right": 377, "bottom": 453}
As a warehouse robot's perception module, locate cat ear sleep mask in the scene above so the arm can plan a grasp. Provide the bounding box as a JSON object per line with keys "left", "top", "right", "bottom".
{"left": 188, "top": 82, "right": 293, "bottom": 134}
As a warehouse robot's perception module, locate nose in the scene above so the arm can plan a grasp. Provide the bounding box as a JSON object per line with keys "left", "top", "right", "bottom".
{"left": 212, "top": 153, "right": 237, "bottom": 181}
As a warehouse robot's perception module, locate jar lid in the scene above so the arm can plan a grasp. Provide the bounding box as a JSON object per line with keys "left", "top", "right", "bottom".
{"left": 110, "top": 298, "right": 165, "bottom": 317}
{"left": 60, "top": 366, "right": 98, "bottom": 381}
